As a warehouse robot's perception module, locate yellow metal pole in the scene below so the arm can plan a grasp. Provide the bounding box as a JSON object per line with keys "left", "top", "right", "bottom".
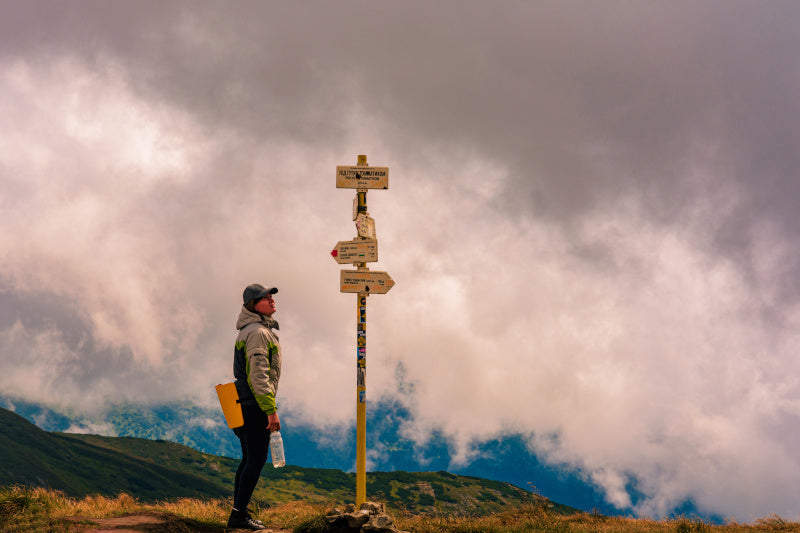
{"left": 355, "top": 154, "right": 368, "bottom": 506}
{"left": 356, "top": 293, "right": 367, "bottom": 506}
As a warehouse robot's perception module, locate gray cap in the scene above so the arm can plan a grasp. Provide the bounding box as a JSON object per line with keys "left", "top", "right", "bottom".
{"left": 243, "top": 283, "right": 278, "bottom": 306}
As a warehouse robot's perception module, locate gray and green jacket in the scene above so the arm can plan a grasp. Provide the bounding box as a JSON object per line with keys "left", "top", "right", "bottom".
{"left": 233, "top": 307, "right": 282, "bottom": 415}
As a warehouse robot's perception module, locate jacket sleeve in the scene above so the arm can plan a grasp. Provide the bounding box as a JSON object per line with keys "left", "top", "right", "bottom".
{"left": 245, "top": 329, "right": 279, "bottom": 415}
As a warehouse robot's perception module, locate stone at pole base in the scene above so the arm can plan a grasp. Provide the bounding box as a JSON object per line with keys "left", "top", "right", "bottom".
{"left": 324, "top": 502, "right": 408, "bottom": 533}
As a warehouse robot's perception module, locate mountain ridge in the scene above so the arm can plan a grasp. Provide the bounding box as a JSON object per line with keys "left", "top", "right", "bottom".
{"left": 0, "top": 395, "right": 619, "bottom": 516}
{"left": 0, "top": 407, "right": 578, "bottom": 516}
{"left": 0, "top": 407, "right": 228, "bottom": 500}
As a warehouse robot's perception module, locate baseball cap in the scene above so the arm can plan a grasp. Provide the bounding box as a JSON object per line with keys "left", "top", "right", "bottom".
{"left": 243, "top": 283, "right": 278, "bottom": 306}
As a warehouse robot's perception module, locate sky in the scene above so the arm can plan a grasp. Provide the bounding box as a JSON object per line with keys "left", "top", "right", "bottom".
{"left": 2, "top": 0, "right": 800, "bottom": 521}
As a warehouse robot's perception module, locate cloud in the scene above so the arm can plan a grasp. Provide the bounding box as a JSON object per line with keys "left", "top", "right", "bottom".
{"left": 368, "top": 156, "right": 800, "bottom": 518}
{"left": 65, "top": 420, "right": 117, "bottom": 436}
{"left": 2, "top": 0, "right": 800, "bottom": 520}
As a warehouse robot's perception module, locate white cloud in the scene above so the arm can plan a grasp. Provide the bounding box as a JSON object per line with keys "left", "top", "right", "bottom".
{"left": 1, "top": 56, "right": 211, "bottom": 369}
{"left": 65, "top": 421, "right": 117, "bottom": 435}
{"left": 370, "top": 172, "right": 800, "bottom": 518}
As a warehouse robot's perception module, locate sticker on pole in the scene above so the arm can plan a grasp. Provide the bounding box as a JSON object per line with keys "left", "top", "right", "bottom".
{"left": 331, "top": 238, "right": 378, "bottom": 264}
{"left": 340, "top": 270, "right": 395, "bottom": 294}
{"left": 355, "top": 213, "right": 376, "bottom": 239}
{"left": 336, "top": 166, "right": 389, "bottom": 189}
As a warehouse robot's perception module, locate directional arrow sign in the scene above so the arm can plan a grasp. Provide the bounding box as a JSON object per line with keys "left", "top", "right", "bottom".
{"left": 331, "top": 239, "right": 378, "bottom": 264}
{"left": 340, "top": 270, "right": 395, "bottom": 294}
{"left": 336, "top": 166, "right": 389, "bottom": 189}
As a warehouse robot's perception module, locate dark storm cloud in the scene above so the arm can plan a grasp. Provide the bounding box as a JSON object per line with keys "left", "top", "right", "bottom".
{"left": 6, "top": 1, "right": 798, "bottom": 226}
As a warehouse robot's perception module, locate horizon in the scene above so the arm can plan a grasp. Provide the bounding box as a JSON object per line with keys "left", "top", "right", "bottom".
{"left": 0, "top": 398, "right": 677, "bottom": 520}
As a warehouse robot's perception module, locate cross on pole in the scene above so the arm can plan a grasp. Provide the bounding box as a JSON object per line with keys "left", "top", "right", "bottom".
{"left": 332, "top": 155, "right": 394, "bottom": 506}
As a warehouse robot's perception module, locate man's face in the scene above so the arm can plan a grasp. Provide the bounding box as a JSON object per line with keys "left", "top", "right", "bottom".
{"left": 254, "top": 294, "right": 276, "bottom": 316}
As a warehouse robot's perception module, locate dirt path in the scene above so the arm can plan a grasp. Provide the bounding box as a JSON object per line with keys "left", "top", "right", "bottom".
{"left": 64, "top": 511, "right": 293, "bottom": 532}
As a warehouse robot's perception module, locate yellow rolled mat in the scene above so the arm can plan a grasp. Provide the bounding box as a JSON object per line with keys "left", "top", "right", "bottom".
{"left": 215, "top": 382, "right": 244, "bottom": 429}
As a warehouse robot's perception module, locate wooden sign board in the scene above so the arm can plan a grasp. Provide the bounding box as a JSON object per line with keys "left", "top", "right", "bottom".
{"left": 331, "top": 239, "right": 378, "bottom": 264}
{"left": 340, "top": 270, "right": 395, "bottom": 294}
{"left": 336, "top": 166, "right": 389, "bottom": 189}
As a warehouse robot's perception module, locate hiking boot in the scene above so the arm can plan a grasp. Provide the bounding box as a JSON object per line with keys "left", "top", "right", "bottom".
{"left": 246, "top": 508, "right": 264, "bottom": 526}
{"left": 227, "top": 509, "right": 266, "bottom": 530}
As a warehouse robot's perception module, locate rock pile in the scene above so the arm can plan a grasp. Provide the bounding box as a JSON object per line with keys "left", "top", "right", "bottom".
{"left": 324, "top": 502, "right": 407, "bottom": 533}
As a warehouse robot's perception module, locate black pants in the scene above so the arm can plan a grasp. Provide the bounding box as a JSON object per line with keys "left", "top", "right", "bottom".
{"left": 233, "top": 403, "right": 270, "bottom": 511}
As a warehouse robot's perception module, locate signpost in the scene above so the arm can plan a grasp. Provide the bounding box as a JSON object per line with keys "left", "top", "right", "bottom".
{"left": 331, "top": 239, "right": 378, "bottom": 264}
{"left": 336, "top": 165, "right": 389, "bottom": 189}
{"left": 332, "top": 155, "right": 393, "bottom": 507}
{"left": 340, "top": 270, "right": 395, "bottom": 294}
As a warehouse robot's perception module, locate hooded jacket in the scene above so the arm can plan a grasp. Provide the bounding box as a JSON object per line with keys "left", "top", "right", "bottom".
{"left": 233, "top": 306, "right": 282, "bottom": 415}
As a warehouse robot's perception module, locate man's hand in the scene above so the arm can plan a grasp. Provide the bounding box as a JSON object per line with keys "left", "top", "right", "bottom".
{"left": 268, "top": 412, "right": 281, "bottom": 432}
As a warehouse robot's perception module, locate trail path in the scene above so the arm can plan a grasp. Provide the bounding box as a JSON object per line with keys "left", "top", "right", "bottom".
{"left": 64, "top": 511, "right": 293, "bottom": 532}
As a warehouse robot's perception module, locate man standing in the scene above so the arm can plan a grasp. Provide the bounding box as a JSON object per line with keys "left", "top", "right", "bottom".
{"left": 228, "top": 283, "right": 282, "bottom": 531}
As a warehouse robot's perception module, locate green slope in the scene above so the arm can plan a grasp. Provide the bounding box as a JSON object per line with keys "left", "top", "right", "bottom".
{"left": 0, "top": 408, "right": 228, "bottom": 501}
{"left": 0, "top": 408, "right": 577, "bottom": 515}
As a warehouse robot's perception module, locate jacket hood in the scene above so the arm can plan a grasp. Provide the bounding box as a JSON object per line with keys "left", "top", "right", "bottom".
{"left": 236, "top": 306, "right": 279, "bottom": 330}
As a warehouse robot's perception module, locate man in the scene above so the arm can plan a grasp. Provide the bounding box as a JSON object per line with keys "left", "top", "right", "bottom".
{"left": 228, "top": 283, "right": 282, "bottom": 531}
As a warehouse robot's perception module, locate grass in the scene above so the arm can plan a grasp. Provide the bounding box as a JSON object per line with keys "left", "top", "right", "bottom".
{"left": 391, "top": 504, "right": 800, "bottom": 533}
{"left": 3, "top": 485, "right": 800, "bottom": 533}
{"left": 0, "top": 484, "right": 330, "bottom": 532}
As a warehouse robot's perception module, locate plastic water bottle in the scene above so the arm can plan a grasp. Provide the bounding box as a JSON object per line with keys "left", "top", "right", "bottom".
{"left": 270, "top": 431, "right": 285, "bottom": 467}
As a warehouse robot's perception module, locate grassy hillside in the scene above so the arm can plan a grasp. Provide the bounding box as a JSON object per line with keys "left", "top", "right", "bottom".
{"left": 0, "top": 407, "right": 228, "bottom": 501}
{"left": 0, "top": 407, "right": 572, "bottom": 516}
{"left": 3, "top": 486, "right": 800, "bottom": 533}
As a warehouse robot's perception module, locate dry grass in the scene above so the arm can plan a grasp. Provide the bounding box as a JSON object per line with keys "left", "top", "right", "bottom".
{"left": 3, "top": 486, "right": 800, "bottom": 533}
{"left": 257, "top": 500, "right": 332, "bottom": 530}
{"left": 393, "top": 502, "right": 800, "bottom": 533}
{"left": 0, "top": 485, "right": 328, "bottom": 532}
{"left": 0, "top": 486, "right": 228, "bottom": 532}
{"left": 0, "top": 486, "right": 75, "bottom": 532}
{"left": 68, "top": 492, "right": 141, "bottom": 518}
{"left": 157, "top": 496, "right": 231, "bottom": 523}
